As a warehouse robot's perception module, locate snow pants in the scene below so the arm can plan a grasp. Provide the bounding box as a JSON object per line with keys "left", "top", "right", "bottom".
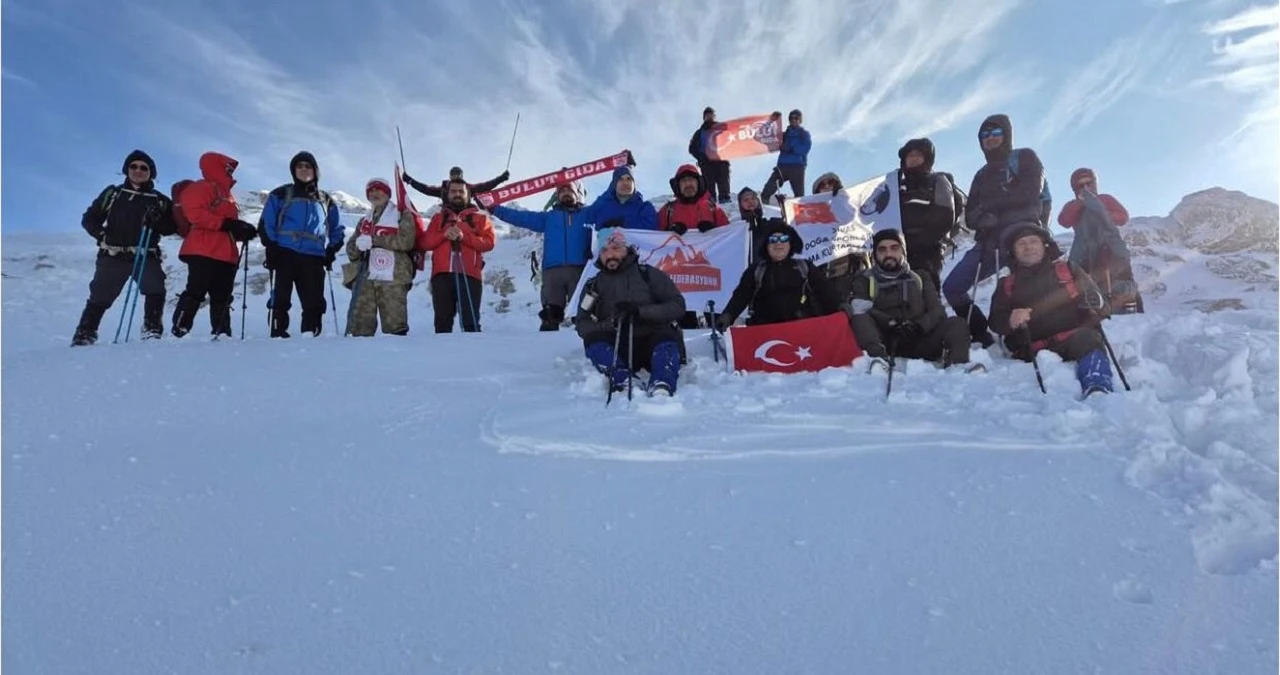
{"left": 173, "top": 255, "right": 238, "bottom": 337}
{"left": 270, "top": 248, "right": 327, "bottom": 337}
{"left": 583, "top": 324, "right": 682, "bottom": 391}
{"left": 430, "top": 272, "right": 483, "bottom": 333}
{"left": 348, "top": 280, "right": 410, "bottom": 336}
{"left": 760, "top": 164, "right": 806, "bottom": 204}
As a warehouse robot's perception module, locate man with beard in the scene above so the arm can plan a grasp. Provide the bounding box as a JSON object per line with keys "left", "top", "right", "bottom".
{"left": 418, "top": 178, "right": 495, "bottom": 333}
{"left": 489, "top": 180, "right": 593, "bottom": 330}
{"left": 847, "top": 229, "right": 974, "bottom": 371}
{"left": 941, "top": 114, "right": 1050, "bottom": 347}
{"left": 657, "top": 164, "right": 730, "bottom": 233}
{"left": 72, "top": 149, "right": 179, "bottom": 345}
{"left": 575, "top": 230, "right": 687, "bottom": 396}
{"left": 259, "top": 151, "right": 346, "bottom": 337}
{"left": 687, "top": 107, "right": 732, "bottom": 204}
{"left": 895, "top": 138, "right": 964, "bottom": 291}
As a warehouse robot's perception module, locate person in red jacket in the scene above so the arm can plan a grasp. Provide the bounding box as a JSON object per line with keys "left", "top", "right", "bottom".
{"left": 418, "top": 178, "right": 496, "bottom": 332}
{"left": 1057, "top": 168, "right": 1142, "bottom": 312}
{"left": 172, "top": 152, "right": 258, "bottom": 338}
{"left": 656, "top": 164, "right": 729, "bottom": 234}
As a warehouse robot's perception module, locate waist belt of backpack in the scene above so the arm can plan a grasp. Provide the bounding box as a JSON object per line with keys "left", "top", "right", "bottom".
{"left": 281, "top": 231, "right": 326, "bottom": 244}
{"left": 99, "top": 242, "right": 143, "bottom": 256}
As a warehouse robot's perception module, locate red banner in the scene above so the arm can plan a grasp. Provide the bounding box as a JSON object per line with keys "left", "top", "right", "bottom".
{"left": 395, "top": 164, "right": 430, "bottom": 271}
{"left": 726, "top": 312, "right": 862, "bottom": 374}
{"left": 703, "top": 113, "right": 783, "bottom": 162}
{"left": 476, "top": 150, "right": 633, "bottom": 207}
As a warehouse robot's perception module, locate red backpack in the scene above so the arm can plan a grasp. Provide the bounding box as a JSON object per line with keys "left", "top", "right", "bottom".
{"left": 170, "top": 180, "right": 195, "bottom": 238}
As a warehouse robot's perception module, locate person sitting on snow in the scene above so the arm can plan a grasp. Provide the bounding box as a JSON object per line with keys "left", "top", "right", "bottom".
{"left": 988, "top": 224, "right": 1115, "bottom": 396}
{"left": 656, "top": 164, "right": 730, "bottom": 234}
{"left": 574, "top": 229, "right": 687, "bottom": 396}
{"left": 343, "top": 177, "right": 419, "bottom": 336}
{"left": 581, "top": 165, "right": 657, "bottom": 231}
{"left": 1057, "top": 168, "right": 1142, "bottom": 313}
{"left": 716, "top": 221, "right": 836, "bottom": 329}
{"left": 847, "top": 229, "right": 975, "bottom": 370}
{"left": 488, "top": 180, "right": 593, "bottom": 331}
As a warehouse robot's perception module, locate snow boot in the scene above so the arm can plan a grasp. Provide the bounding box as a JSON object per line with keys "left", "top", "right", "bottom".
{"left": 955, "top": 302, "right": 995, "bottom": 348}
{"left": 71, "top": 302, "right": 107, "bottom": 346}
{"left": 141, "top": 294, "right": 165, "bottom": 340}
{"left": 648, "top": 340, "right": 681, "bottom": 394}
{"left": 210, "top": 303, "right": 233, "bottom": 339}
{"left": 300, "top": 309, "right": 323, "bottom": 337}
{"left": 648, "top": 382, "right": 673, "bottom": 397}
{"left": 1076, "top": 348, "right": 1114, "bottom": 395}
{"left": 170, "top": 295, "right": 199, "bottom": 338}
{"left": 538, "top": 305, "right": 563, "bottom": 332}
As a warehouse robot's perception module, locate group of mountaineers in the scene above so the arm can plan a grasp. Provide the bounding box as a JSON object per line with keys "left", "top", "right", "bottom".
{"left": 71, "top": 108, "right": 1142, "bottom": 400}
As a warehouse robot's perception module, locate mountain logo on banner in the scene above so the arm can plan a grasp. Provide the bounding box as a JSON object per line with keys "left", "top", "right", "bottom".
{"left": 753, "top": 340, "right": 813, "bottom": 368}
{"left": 643, "top": 234, "right": 722, "bottom": 293}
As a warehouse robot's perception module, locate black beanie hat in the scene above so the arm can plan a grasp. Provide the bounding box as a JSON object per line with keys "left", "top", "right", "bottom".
{"left": 290, "top": 151, "right": 319, "bottom": 181}
{"left": 872, "top": 228, "right": 907, "bottom": 255}
{"left": 122, "top": 149, "right": 157, "bottom": 179}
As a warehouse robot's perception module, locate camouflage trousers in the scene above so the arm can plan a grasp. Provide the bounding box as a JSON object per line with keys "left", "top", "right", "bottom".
{"left": 347, "top": 280, "right": 411, "bottom": 336}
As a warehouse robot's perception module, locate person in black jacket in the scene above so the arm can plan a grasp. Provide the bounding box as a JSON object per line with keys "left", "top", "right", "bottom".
{"left": 717, "top": 221, "right": 836, "bottom": 329}
{"left": 402, "top": 165, "right": 510, "bottom": 201}
{"left": 735, "top": 187, "right": 783, "bottom": 265}
{"left": 688, "top": 107, "right": 732, "bottom": 204}
{"left": 846, "top": 229, "right": 971, "bottom": 368}
{"left": 896, "top": 138, "right": 964, "bottom": 292}
{"left": 941, "top": 114, "right": 1048, "bottom": 347}
{"left": 72, "top": 149, "right": 178, "bottom": 345}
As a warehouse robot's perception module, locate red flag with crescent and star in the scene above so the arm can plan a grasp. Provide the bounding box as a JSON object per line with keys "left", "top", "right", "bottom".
{"left": 724, "top": 312, "right": 862, "bottom": 374}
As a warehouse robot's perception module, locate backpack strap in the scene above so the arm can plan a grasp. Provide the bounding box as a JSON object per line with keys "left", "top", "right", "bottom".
{"left": 275, "top": 184, "right": 295, "bottom": 233}
{"left": 1054, "top": 261, "right": 1079, "bottom": 299}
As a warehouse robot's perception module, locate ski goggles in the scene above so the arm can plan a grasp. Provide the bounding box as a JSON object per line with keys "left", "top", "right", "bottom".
{"left": 766, "top": 233, "right": 791, "bottom": 244}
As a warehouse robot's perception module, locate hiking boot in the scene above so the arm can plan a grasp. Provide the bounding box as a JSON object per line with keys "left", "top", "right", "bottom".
{"left": 648, "top": 381, "right": 673, "bottom": 397}
{"left": 71, "top": 328, "right": 97, "bottom": 347}
{"left": 142, "top": 294, "right": 165, "bottom": 339}
{"left": 210, "top": 303, "right": 232, "bottom": 339}
{"left": 72, "top": 302, "right": 107, "bottom": 346}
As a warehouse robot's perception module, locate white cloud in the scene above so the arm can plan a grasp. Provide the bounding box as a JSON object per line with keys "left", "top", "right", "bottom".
{"left": 111, "top": 0, "right": 1031, "bottom": 203}
{"left": 2, "top": 68, "right": 36, "bottom": 88}
{"left": 1198, "top": 4, "right": 1279, "bottom": 173}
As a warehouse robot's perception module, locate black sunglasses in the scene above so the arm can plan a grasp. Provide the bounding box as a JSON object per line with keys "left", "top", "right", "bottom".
{"left": 127, "top": 163, "right": 151, "bottom": 172}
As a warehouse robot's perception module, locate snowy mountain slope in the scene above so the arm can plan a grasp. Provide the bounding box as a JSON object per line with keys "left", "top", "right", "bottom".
{"left": 2, "top": 188, "right": 1277, "bottom": 674}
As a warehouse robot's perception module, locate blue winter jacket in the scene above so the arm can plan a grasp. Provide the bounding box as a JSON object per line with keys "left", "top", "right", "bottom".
{"left": 777, "top": 126, "right": 812, "bottom": 166}
{"left": 491, "top": 203, "right": 593, "bottom": 270}
{"left": 580, "top": 167, "right": 658, "bottom": 231}
{"left": 261, "top": 184, "right": 345, "bottom": 257}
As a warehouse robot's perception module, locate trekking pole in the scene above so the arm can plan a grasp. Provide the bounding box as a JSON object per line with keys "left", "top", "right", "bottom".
{"left": 626, "top": 317, "right": 634, "bottom": 401}
{"left": 706, "top": 300, "right": 725, "bottom": 363}
{"left": 1097, "top": 323, "right": 1131, "bottom": 391}
{"left": 327, "top": 269, "right": 340, "bottom": 336}
{"left": 239, "top": 242, "right": 250, "bottom": 340}
{"left": 452, "top": 248, "right": 478, "bottom": 331}
{"left": 504, "top": 113, "right": 521, "bottom": 172}
{"left": 606, "top": 316, "right": 625, "bottom": 407}
{"left": 885, "top": 337, "right": 897, "bottom": 400}
{"left": 1023, "top": 327, "right": 1047, "bottom": 394}
{"left": 117, "top": 226, "right": 153, "bottom": 344}
{"left": 267, "top": 270, "right": 275, "bottom": 333}
{"left": 112, "top": 233, "right": 148, "bottom": 344}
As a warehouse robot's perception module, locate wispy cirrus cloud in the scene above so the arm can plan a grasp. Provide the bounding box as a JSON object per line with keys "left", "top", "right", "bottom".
{"left": 108, "top": 0, "right": 1031, "bottom": 201}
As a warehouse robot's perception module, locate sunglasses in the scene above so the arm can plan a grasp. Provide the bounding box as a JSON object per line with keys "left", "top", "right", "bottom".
{"left": 767, "top": 233, "right": 790, "bottom": 244}
{"left": 978, "top": 128, "right": 1005, "bottom": 140}
{"left": 127, "top": 163, "right": 151, "bottom": 172}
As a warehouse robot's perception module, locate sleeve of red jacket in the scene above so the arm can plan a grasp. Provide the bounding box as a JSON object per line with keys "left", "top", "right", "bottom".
{"left": 1057, "top": 200, "right": 1084, "bottom": 228}
{"left": 461, "top": 214, "right": 496, "bottom": 253}
{"left": 420, "top": 214, "right": 447, "bottom": 251}
{"left": 181, "top": 181, "right": 226, "bottom": 232}
{"left": 714, "top": 205, "right": 729, "bottom": 227}
{"left": 1101, "top": 194, "right": 1129, "bottom": 226}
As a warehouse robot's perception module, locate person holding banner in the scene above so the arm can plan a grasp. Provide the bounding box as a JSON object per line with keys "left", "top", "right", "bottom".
{"left": 580, "top": 165, "right": 657, "bottom": 231}
{"left": 760, "top": 109, "right": 811, "bottom": 205}
{"left": 487, "top": 180, "right": 593, "bottom": 331}
{"left": 418, "top": 179, "right": 495, "bottom": 333}
{"left": 343, "top": 178, "right": 419, "bottom": 336}
{"left": 808, "top": 171, "right": 869, "bottom": 302}
{"left": 847, "top": 229, "right": 974, "bottom": 370}
{"left": 574, "top": 230, "right": 686, "bottom": 397}
{"left": 687, "top": 107, "right": 732, "bottom": 204}
{"left": 402, "top": 166, "right": 510, "bottom": 201}
{"left": 717, "top": 221, "right": 836, "bottom": 329}
{"left": 657, "top": 164, "right": 730, "bottom": 234}
{"left": 735, "top": 187, "right": 784, "bottom": 264}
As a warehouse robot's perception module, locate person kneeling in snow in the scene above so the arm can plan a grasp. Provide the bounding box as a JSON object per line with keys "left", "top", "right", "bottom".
{"left": 847, "top": 229, "right": 974, "bottom": 370}
{"left": 344, "top": 178, "right": 419, "bottom": 336}
{"left": 716, "top": 221, "right": 836, "bottom": 330}
{"left": 575, "top": 230, "right": 687, "bottom": 396}
{"left": 988, "top": 224, "right": 1115, "bottom": 396}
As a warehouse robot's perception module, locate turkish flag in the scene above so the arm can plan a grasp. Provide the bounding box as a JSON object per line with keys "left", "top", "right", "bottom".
{"left": 395, "top": 163, "right": 429, "bottom": 271}
{"left": 725, "top": 312, "right": 862, "bottom": 374}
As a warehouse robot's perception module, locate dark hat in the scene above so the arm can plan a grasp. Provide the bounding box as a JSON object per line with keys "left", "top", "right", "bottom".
{"left": 897, "top": 138, "right": 936, "bottom": 171}
{"left": 788, "top": 108, "right": 802, "bottom": 119}
{"left": 703, "top": 106, "right": 715, "bottom": 115}
{"left": 449, "top": 166, "right": 463, "bottom": 177}
{"left": 290, "top": 151, "right": 319, "bottom": 181}
{"left": 1070, "top": 167, "right": 1096, "bottom": 189}
{"left": 1002, "top": 222, "right": 1061, "bottom": 263}
{"left": 122, "top": 149, "right": 157, "bottom": 179}
{"left": 758, "top": 221, "right": 803, "bottom": 259}
{"left": 872, "top": 228, "right": 907, "bottom": 255}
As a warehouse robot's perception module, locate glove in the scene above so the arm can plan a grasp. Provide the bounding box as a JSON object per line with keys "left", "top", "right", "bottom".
{"left": 696, "top": 221, "right": 717, "bottom": 233}
{"left": 356, "top": 234, "right": 373, "bottom": 252}
{"left": 499, "top": 170, "right": 511, "bottom": 182}
{"left": 1005, "top": 332, "right": 1033, "bottom": 361}
{"left": 669, "top": 223, "right": 689, "bottom": 236}
{"left": 601, "top": 218, "right": 624, "bottom": 230}
{"left": 233, "top": 220, "right": 258, "bottom": 242}
{"left": 613, "top": 301, "right": 639, "bottom": 322}
{"left": 889, "top": 319, "right": 921, "bottom": 341}
{"left": 324, "top": 244, "right": 341, "bottom": 271}
{"left": 975, "top": 212, "right": 998, "bottom": 231}
{"left": 401, "top": 172, "right": 415, "bottom": 185}
{"left": 715, "top": 315, "right": 733, "bottom": 332}
{"left": 263, "top": 243, "right": 279, "bottom": 271}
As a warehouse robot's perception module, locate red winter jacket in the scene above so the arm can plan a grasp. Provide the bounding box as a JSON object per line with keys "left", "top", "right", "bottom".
{"left": 418, "top": 205, "right": 495, "bottom": 280}
{"left": 179, "top": 152, "right": 242, "bottom": 265}
{"left": 657, "top": 164, "right": 729, "bottom": 232}
{"left": 1058, "top": 194, "right": 1129, "bottom": 228}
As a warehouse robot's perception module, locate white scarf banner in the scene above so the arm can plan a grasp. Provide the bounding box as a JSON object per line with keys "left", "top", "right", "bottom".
{"left": 356, "top": 201, "right": 404, "bottom": 282}
{"left": 570, "top": 223, "right": 751, "bottom": 313}
{"left": 782, "top": 171, "right": 902, "bottom": 264}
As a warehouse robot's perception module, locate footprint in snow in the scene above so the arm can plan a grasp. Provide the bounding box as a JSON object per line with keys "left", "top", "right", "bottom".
{"left": 1112, "top": 578, "right": 1154, "bottom": 604}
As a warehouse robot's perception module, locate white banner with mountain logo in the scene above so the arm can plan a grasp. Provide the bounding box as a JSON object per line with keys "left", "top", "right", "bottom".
{"left": 782, "top": 171, "right": 900, "bottom": 264}
{"left": 570, "top": 224, "right": 751, "bottom": 312}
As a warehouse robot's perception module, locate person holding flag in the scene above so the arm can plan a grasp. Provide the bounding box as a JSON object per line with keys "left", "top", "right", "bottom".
{"left": 343, "top": 174, "right": 421, "bottom": 336}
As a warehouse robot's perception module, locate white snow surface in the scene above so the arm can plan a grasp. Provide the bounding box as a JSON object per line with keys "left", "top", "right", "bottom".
{"left": 2, "top": 188, "right": 1278, "bottom": 674}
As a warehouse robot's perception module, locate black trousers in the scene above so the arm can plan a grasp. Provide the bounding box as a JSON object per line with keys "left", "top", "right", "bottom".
{"left": 271, "top": 248, "right": 326, "bottom": 336}
{"left": 760, "top": 164, "right": 806, "bottom": 203}
{"left": 174, "top": 255, "right": 238, "bottom": 336}
{"left": 699, "top": 161, "right": 732, "bottom": 203}
{"left": 430, "top": 272, "right": 483, "bottom": 333}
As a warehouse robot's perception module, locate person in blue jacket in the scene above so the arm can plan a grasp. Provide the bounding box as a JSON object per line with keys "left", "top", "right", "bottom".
{"left": 259, "top": 151, "right": 345, "bottom": 338}
{"left": 760, "top": 109, "right": 811, "bottom": 204}
{"left": 581, "top": 166, "right": 657, "bottom": 231}
{"left": 489, "top": 180, "right": 593, "bottom": 331}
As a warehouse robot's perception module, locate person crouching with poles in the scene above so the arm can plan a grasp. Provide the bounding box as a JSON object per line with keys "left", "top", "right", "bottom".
{"left": 419, "top": 178, "right": 494, "bottom": 333}
{"left": 989, "top": 224, "right": 1116, "bottom": 397}
{"left": 343, "top": 178, "right": 419, "bottom": 336}
{"left": 574, "top": 230, "right": 686, "bottom": 397}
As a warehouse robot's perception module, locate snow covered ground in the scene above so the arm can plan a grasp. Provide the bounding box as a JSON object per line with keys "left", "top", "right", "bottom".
{"left": 2, "top": 191, "right": 1277, "bottom": 674}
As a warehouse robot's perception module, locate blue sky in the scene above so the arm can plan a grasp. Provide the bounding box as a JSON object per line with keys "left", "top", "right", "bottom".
{"left": 2, "top": 0, "right": 1276, "bottom": 234}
